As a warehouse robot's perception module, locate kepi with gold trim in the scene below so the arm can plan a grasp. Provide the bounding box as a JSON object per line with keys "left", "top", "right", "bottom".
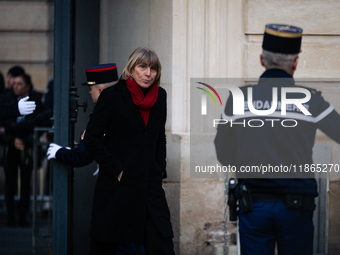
{"left": 262, "top": 24, "right": 303, "bottom": 54}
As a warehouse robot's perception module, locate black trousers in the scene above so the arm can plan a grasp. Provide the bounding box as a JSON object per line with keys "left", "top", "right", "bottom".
{"left": 89, "top": 212, "right": 175, "bottom": 255}
{"left": 4, "top": 142, "right": 33, "bottom": 225}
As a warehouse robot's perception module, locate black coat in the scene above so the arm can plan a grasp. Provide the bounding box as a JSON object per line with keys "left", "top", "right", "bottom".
{"left": 0, "top": 101, "right": 20, "bottom": 121}
{"left": 83, "top": 79, "right": 173, "bottom": 244}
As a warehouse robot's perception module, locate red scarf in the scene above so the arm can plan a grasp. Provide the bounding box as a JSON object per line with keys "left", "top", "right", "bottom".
{"left": 126, "top": 77, "right": 159, "bottom": 126}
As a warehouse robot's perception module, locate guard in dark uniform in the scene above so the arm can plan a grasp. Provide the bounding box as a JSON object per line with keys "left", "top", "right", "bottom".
{"left": 215, "top": 24, "right": 340, "bottom": 255}
{"left": 46, "top": 63, "right": 119, "bottom": 166}
{"left": 47, "top": 63, "right": 145, "bottom": 255}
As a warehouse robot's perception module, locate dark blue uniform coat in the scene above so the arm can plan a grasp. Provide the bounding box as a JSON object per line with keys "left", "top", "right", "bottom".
{"left": 215, "top": 69, "right": 340, "bottom": 196}
{"left": 56, "top": 133, "right": 93, "bottom": 167}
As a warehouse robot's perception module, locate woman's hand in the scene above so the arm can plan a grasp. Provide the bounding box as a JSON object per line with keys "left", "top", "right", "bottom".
{"left": 118, "top": 171, "right": 123, "bottom": 182}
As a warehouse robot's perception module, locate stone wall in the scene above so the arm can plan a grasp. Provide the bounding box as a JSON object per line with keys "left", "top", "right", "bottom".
{"left": 172, "top": 0, "right": 228, "bottom": 253}
{"left": 0, "top": 0, "right": 54, "bottom": 92}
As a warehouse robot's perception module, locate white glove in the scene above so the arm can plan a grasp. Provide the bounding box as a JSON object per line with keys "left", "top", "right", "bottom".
{"left": 46, "top": 143, "right": 63, "bottom": 160}
{"left": 93, "top": 168, "right": 99, "bottom": 176}
{"left": 18, "top": 96, "right": 36, "bottom": 115}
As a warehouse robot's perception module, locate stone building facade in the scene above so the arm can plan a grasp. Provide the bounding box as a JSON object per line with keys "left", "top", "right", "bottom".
{"left": 1, "top": 0, "right": 340, "bottom": 254}
{"left": 99, "top": 1, "right": 340, "bottom": 254}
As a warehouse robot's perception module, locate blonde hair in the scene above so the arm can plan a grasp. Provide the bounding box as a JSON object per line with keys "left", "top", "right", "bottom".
{"left": 121, "top": 47, "right": 162, "bottom": 85}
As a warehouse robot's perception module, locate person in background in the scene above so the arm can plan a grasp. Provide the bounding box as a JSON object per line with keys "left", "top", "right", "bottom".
{"left": 84, "top": 48, "right": 175, "bottom": 255}
{"left": 0, "top": 67, "right": 33, "bottom": 206}
{"left": 1, "top": 66, "right": 25, "bottom": 102}
{"left": 46, "top": 65, "right": 118, "bottom": 166}
{"left": 41, "top": 80, "right": 54, "bottom": 127}
{"left": 47, "top": 63, "right": 146, "bottom": 255}
{"left": 47, "top": 64, "right": 117, "bottom": 166}
{"left": 0, "top": 71, "right": 5, "bottom": 94}
{"left": 0, "top": 96, "right": 35, "bottom": 120}
{"left": 0, "top": 66, "right": 26, "bottom": 127}
{"left": 2, "top": 73, "right": 43, "bottom": 227}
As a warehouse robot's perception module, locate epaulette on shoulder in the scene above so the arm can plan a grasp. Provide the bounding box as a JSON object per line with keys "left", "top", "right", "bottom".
{"left": 298, "top": 85, "right": 322, "bottom": 95}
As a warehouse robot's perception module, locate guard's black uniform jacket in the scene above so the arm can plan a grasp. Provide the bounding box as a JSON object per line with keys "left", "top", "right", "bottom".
{"left": 215, "top": 69, "right": 340, "bottom": 197}
{"left": 0, "top": 101, "right": 20, "bottom": 121}
{"left": 56, "top": 130, "right": 94, "bottom": 167}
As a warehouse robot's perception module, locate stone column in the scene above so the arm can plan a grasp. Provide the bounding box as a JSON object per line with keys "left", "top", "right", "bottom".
{"left": 172, "top": 0, "right": 233, "bottom": 253}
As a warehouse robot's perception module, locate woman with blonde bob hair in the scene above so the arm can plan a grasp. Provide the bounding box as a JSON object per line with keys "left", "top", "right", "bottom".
{"left": 122, "top": 47, "right": 162, "bottom": 86}
{"left": 84, "top": 47, "right": 175, "bottom": 255}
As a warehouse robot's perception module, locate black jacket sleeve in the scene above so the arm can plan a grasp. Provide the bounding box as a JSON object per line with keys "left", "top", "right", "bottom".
{"left": 56, "top": 141, "right": 94, "bottom": 167}
{"left": 0, "top": 101, "right": 20, "bottom": 121}
{"left": 317, "top": 110, "right": 340, "bottom": 144}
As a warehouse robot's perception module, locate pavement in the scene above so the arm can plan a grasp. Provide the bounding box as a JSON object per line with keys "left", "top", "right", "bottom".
{"left": 0, "top": 201, "right": 50, "bottom": 255}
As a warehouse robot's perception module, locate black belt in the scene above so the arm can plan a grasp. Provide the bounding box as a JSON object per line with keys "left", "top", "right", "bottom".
{"left": 252, "top": 193, "right": 285, "bottom": 203}
{"left": 251, "top": 193, "right": 316, "bottom": 211}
